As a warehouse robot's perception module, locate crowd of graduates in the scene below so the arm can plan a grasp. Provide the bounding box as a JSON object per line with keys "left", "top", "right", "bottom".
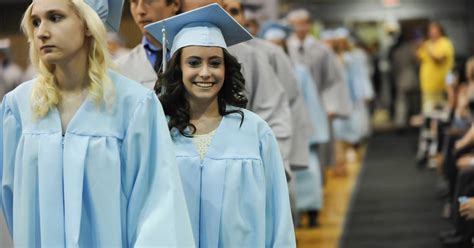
{"left": 5, "top": 0, "right": 471, "bottom": 247}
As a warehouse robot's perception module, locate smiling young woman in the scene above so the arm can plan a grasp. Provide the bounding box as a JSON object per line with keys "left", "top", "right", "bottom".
{"left": 149, "top": 4, "right": 296, "bottom": 247}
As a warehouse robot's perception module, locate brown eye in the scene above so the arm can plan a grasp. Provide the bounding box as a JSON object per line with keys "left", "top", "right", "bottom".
{"left": 32, "top": 18, "right": 41, "bottom": 27}
{"left": 228, "top": 7, "right": 240, "bottom": 16}
{"left": 209, "top": 59, "right": 223, "bottom": 68}
{"left": 187, "top": 58, "right": 201, "bottom": 67}
{"left": 49, "top": 14, "right": 63, "bottom": 23}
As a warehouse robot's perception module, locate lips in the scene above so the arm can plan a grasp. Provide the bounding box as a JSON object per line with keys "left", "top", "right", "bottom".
{"left": 193, "top": 82, "right": 216, "bottom": 88}
{"left": 40, "top": 45, "right": 55, "bottom": 51}
{"left": 139, "top": 20, "right": 152, "bottom": 26}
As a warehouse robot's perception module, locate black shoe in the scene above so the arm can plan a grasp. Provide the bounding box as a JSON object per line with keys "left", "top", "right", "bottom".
{"left": 442, "top": 235, "right": 470, "bottom": 248}
{"left": 439, "top": 229, "right": 459, "bottom": 241}
{"left": 308, "top": 210, "right": 319, "bottom": 228}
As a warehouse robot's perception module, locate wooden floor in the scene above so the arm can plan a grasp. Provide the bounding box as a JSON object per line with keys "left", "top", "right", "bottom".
{"left": 295, "top": 149, "right": 364, "bottom": 248}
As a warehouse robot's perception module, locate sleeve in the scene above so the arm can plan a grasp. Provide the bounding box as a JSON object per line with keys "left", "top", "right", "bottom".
{"left": 0, "top": 95, "right": 21, "bottom": 239}
{"left": 441, "top": 39, "right": 454, "bottom": 58}
{"left": 299, "top": 67, "right": 330, "bottom": 144}
{"left": 359, "top": 52, "right": 375, "bottom": 100}
{"left": 121, "top": 92, "right": 195, "bottom": 248}
{"left": 260, "top": 129, "right": 296, "bottom": 248}
{"left": 272, "top": 49, "right": 310, "bottom": 169}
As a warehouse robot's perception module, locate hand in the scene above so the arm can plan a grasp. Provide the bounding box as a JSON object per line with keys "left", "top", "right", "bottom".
{"left": 455, "top": 125, "right": 474, "bottom": 150}
{"left": 460, "top": 198, "right": 474, "bottom": 219}
{"left": 456, "top": 155, "right": 474, "bottom": 171}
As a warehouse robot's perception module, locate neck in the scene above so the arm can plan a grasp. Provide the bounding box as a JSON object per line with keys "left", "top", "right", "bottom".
{"left": 188, "top": 97, "right": 220, "bottom": 121}
{"left": 297, "top": 33, "right": 306, "bottom": 42}
{"left": 430, "top": 36, "right": 441, "bottom": 42}
{"left": 55, "top": 46, "right": 90, "bottom": 92}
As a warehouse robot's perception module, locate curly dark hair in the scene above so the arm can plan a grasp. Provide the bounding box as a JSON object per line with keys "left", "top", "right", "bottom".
{"left": 156, "top": 47, "right": 248, "bottom": 136}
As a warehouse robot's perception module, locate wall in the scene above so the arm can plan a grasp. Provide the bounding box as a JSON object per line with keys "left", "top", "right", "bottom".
{"left": 288, "top": 0, "right": 473, "bottom": 55}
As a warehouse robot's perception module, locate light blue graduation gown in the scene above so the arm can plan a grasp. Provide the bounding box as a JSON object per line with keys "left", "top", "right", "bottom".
{"left": 0, "top": 70, "right": 194, "bottom": 247}
{"left": 293, "top": 64, "right": 327, "bottom": 211}
{"left": 172, "top": 109, "right": 296, "bottom": 248}
{"left": 333, "top": 52, "right": 373, "bottom": 143}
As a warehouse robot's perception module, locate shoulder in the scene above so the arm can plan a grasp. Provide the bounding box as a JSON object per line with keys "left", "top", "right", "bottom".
{"left": 229, "top": 108, "right": 273, "bottom": 137}
{"left": 440, "top": 37, "right": 454, "bottom": 50}
{"left": 115, "top": 44, "right": 144, "bottom": 65}
{"left": 2, "top": 80, "right": 35, "bottom": 121}
{"left": 108, "top": 69, "right": 156, "bottom": 109}
{"left": 4, "top": 79, "right": 34, "bottom": 105}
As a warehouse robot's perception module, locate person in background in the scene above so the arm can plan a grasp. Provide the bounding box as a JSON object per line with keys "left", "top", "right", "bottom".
{"left": 417, "top": 21, "right": 454, "bottom": 116}
{"left": 330, "top": 28, "right": 374, "bottom": 169}
{"left": 223, "top": 0, "right": 312, "bottom": 224}
{"left": 116, "top": 0, "right": 180, "bottom": 88}
{"left": 262, "top": 21, "right": 329, "bottom": 227}
{"left": 148, "top": 4, "right": 296, "bottom": 246}
{"left": 0, "top": 38, "right": 23, "bottom": 98}
{"left": 0, "top": 0, "right": 194, "bottom": 246}
{"left": 415, "top": 21, "right": 455, "bottom": 167}
{"left": 286, "top": 9, "right": 352, "bottom": 177}
{"left": 390, "top": 31, "right": 419, "bottom": 128}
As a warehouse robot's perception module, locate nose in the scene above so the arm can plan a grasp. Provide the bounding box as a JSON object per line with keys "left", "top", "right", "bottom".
{"left": 199, "top": 65, "right": 211, "bottom": 80}
{"left": 135, "top": 0, "right": 148, "bottom": 16}
{"left": 36, "top": 22, "right": 50, "bottom": 42}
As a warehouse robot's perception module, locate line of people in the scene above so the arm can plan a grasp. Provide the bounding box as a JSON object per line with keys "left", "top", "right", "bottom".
{"left": 0, "top": 0, "right": 374, "bottom": 247}
{"left": 408, "top": 21, "right": 474, "bottom": 248}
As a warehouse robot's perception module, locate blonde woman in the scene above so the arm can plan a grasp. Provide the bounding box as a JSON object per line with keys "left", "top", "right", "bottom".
{"left": 0, "top": 0, "right": 194, "bottom": 247}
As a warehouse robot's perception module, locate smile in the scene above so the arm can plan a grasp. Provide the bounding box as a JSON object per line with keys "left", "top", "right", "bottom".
{"left": 193, "top": 82, "right": 216, "bottom": 88}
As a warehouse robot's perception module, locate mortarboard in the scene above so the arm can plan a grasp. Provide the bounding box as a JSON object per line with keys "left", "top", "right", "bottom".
{"left": 333, "top": 27, "right": 349, "bottom": 39}
{"left": 144, "top": 3, "right": 253, "bottom": 71}
{"left": 320, "top": 29, "right": 336, "bottom": 41}
{"left": 84, "top": 0, "right": 124, "bottom": 32}
{"left": 259, "top": 21, "right": 293, "bottom": 41}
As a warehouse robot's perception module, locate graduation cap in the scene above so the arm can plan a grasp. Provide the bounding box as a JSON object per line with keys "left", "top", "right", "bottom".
{"left": 333, "top": 27, "right": 349, "bottom": 39}
{"left": 84, "top": 0, "right": 124, "bottom": 32}
{"left": 144, "top": 3, "right": 253, "bottom": 71}
{"left": 259, "top": 21, "right": 293, "bottom": 41}
{"left": 320, "top": 29, "right": 336, "bottom": 41}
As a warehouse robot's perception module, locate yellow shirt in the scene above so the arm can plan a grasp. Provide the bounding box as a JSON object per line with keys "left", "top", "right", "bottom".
{"left": 417, "top": 37, "right": 455, "bottom": 94}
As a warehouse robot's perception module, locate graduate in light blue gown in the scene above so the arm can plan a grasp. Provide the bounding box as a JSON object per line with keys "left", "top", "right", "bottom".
{"left": 0, "top": 0, "right": 194, "bottom": 247}
{"left": 261, "top": 22, "right": 330, "bottom": 227}
{"left": 146, "top": 4, "right": 296, "bottom": 247}
{"left": 331, "top": 28, "right": 374, "bottom": 145}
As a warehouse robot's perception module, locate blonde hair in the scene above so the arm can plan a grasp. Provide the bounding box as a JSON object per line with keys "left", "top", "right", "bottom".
{"left": 21, "top": 0, "right": 115, "bottom": 118}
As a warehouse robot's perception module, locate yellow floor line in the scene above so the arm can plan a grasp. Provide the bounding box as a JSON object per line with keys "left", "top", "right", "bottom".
{"left": 296, "top": 149, "right": 364, "bottom": 248}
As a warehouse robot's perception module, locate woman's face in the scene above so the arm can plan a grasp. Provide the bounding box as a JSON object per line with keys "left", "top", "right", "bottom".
{"left": 428, "top": 23, "right": 442, "bottom": 40}
{"left": 180, "top": 46, "right": 225, "bottom": 104}
{"left": 31, "top": 0, "right": 89, "bottom": 65}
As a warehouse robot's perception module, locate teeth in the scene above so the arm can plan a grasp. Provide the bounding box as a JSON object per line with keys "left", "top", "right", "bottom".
{"left": 195, "top": 83, "right": 214, "bottom": 88}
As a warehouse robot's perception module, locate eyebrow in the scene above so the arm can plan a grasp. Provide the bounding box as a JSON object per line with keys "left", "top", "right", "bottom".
{"left": 186, "top": 55, "right": 223, "bottom": 60}
{"left": 31, "top": 9, "right": 65, "bottom": 19}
